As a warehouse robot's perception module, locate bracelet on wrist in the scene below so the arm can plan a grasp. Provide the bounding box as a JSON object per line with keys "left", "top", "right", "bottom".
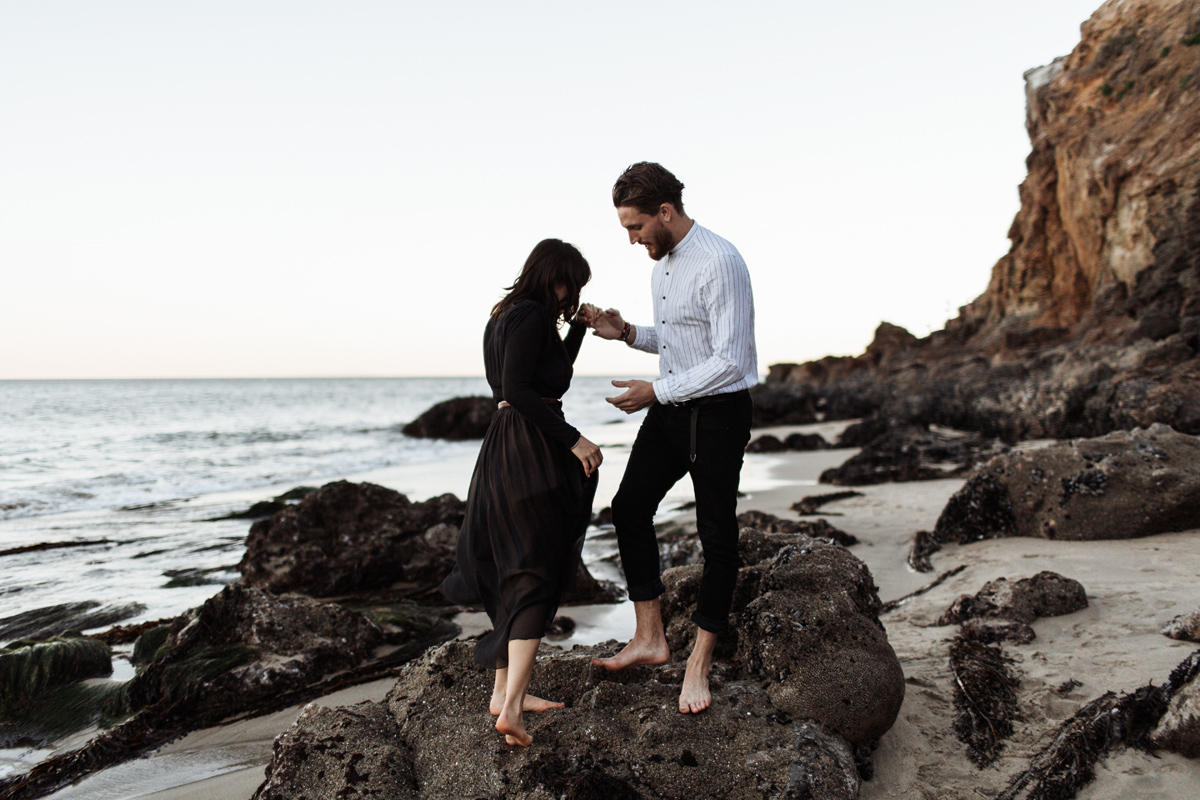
{"left": 618, "top": 322, "right": 631, "bottom": 341}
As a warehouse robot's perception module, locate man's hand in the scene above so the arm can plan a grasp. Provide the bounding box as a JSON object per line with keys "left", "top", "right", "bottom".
{"left": 590, "top": 308, "right": 627, "bottom": 340}
{"left": 606, "top": 379, "right": 656, "bottom": 413}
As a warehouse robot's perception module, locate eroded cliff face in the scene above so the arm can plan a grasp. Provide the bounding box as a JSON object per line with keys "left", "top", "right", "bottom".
{"left": 968, "top": 0, "right": 1200, "bottom": 345}
{"left": 760, "top": 0, "right": 1200, "bottom": 440}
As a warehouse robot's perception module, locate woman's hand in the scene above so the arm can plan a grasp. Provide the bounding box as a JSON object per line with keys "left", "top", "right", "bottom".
{"left": 590, "top": 308, "right": 627, "bottom": 340}
{"left": 571, "top": 435, "right": 602, "bottom": 477}
{"left": 576, "top": 303, "right": 602, "bottom": 327}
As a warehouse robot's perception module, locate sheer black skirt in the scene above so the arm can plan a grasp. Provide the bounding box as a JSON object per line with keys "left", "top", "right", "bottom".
{"left": 439, "top": 406, "right": 598, "bottom": 669}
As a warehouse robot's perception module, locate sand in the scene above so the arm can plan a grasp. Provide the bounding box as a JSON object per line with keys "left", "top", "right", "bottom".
{"left": 46, "top": 422, "right": 1200, "bottom": 799}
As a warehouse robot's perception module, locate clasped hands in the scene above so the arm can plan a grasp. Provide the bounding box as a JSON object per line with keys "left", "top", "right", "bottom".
{"left": 576, "top": 303, "right": 657, "bottom": 415}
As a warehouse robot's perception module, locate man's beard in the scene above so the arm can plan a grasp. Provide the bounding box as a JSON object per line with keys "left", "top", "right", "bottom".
{"left": 646, "top": 226, "right": 675, "bottom": 261}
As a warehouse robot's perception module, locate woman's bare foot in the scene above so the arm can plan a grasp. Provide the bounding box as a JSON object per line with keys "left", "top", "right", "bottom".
{"left": 496, "top": 706, "right": 532, "bottom": 746}
{"left": 591, "top": 637, "right": 669, "bottom": 671}
{"left": 489, "top": 692, "right": 564, "bottom": 716}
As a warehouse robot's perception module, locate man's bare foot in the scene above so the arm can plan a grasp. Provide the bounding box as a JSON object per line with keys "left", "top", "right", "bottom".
{"left": 591, "top": 638, "right": 669, "bottom": 671}
{"left": 489, "top": 692, "right": 564, "bottom": 716}
{"left": 496, "top": 707, "right": 532, "bottom": 746}
{"left": 679, "top": 651, "right": 713, "bottom": 713}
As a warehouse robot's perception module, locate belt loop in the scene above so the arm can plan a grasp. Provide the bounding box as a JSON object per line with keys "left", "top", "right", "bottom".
{"left": 689, "top": 406, "right": 699, "bottom": 462}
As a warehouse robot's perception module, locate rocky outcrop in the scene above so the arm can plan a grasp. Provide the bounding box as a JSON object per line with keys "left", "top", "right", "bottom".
{"left": 402, "top": 396, "right": 495, "bottom": 440}
{"left": 754, "top": 0, "right": 1200, "bottom": 441}
{"left": 127, "top": 584, "right": 384, "bottom": 718}
{"left": 237, "top": 480, "right": 618, "bottom": 605}
{"left": 934, "top": 425, "right": 1200, "bottom": 542}
{"left": 250, "top": 526, "right": 905, "bottom": 799}
{"left": 238, "top": 481, "right": 467, "bottom": 597}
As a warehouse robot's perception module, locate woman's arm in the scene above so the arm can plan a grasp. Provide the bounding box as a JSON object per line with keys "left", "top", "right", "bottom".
{"left": 501, "top": 305, "right": 582, "bottom": 448}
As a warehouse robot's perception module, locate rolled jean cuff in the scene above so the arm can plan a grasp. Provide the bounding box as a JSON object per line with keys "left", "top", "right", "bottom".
{"left": 691, "top": 610, "right": 729, "bottom": 633}
{"left": 627, "top": 577, "right": 666, "bottom": 602}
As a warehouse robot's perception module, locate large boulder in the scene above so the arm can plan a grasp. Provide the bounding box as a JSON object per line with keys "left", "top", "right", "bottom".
{"left": 733, "top": 538, "right": 905, "bottom": 745}
{"left": 402, "top": 396, "right": 495, "bottom": 440}
{"left": 253, "top": 641, "right": 861, "bottom": 800}
{"left": 238, "top": 481, "right": 467, "bottom": 597}
{"left": 935, "top": 424, "right": 1200, "bottom": 542}
{"left": 250, "top": 525, "right": 907, "bottom": 798}
{"left": 658, "top": 528, "right": 904, "bottom": 746}
{"left": 127, "top": 583, "right": 383, "bottom": 720}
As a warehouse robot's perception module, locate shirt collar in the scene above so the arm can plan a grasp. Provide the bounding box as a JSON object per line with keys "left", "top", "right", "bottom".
{"left": 669, "top": 220, "right": 699, "bottom": 257}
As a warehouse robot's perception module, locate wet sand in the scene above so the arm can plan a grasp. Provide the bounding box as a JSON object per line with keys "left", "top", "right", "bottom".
{"left": 47, "top": 421, "right": 1200, "bottom": 798}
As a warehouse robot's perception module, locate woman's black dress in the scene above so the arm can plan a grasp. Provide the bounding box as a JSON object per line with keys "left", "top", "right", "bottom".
{"left": 439, "top": 300, "right": 598, "bottom": 669}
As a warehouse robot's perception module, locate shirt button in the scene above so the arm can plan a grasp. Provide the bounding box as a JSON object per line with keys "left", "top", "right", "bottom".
{"left": 669, "top": 370, "right": 673, "bottom": 373}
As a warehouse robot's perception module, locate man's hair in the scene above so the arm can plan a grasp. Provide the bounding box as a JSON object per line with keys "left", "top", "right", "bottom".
{"left": 612, "top": 162, "right": 685, "bottom": 216}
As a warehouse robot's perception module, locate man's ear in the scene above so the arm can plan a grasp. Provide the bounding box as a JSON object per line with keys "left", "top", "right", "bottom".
{"left": 659, "top": 203, "right": 673, "bottom": 222}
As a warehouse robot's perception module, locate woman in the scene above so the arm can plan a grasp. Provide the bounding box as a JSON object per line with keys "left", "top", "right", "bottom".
{"left": 440, "top": 238, "right": 603, "bottom": 747}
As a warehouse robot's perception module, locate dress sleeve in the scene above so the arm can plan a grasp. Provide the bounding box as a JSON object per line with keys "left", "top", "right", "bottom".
{"left": 501, "top": 305, "right": 583, "bottom": 449}
{"left": 563, "top": 319, "right": 587, "bottom": 364}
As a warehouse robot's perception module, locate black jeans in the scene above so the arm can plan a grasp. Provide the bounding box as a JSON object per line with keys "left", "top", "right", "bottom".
{"left": 611, "top": 390, "right": 752, "bottom": 632}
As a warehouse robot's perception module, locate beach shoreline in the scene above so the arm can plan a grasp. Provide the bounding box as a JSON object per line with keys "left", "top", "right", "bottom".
{"left": 17, "top": 420, "right": 1200, "bottom": 799}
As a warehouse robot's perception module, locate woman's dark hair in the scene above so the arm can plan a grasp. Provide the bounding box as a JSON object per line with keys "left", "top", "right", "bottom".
{"left": 612, "top": 162, "right": 685, "bottom": 216}
{"left": 492, "top": 239, "right": 591, "bottom": 324}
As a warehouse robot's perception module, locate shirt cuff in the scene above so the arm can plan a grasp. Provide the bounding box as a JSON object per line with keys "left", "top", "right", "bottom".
{"left": 651, "top": 379, "right": 672, "bottom": 405}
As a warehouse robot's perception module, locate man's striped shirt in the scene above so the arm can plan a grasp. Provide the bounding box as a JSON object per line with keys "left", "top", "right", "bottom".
{"left": 628, "top": 221, "right": 757, "bottom": 404}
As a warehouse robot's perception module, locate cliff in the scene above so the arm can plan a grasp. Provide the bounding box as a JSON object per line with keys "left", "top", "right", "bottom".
{"left": 761, "top": 0, "right": 1200, "bottom": 440}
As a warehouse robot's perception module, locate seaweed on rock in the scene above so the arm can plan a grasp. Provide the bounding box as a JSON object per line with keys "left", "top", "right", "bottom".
{"left": 996, "top": 649, "right": 1200, "bottom": 800}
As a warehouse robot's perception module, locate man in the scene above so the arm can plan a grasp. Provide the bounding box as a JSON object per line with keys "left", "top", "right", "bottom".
{"left": 584, "top": 162, "right": 756, "bottom": 713}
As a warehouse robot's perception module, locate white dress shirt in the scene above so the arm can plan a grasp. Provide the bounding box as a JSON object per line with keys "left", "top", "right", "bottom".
{"left": 628, "top": 221, "right": 758, "bottom": 404}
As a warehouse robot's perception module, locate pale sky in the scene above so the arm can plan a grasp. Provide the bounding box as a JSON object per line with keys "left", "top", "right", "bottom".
{"left": 1, "top": 1, "right": 1101, "bottom": 379}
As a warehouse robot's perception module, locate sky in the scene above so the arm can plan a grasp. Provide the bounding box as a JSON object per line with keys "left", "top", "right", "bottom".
{"left": 1, "top": 0, "right": 1103, "bottom": 379}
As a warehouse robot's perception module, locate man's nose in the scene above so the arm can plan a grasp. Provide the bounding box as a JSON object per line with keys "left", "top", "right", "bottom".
{"left": 628, "top": 230, "right": 638, "bottom": 245}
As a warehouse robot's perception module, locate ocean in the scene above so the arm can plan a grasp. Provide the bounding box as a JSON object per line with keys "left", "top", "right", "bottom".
{"left": 0, "top": 377, "right": 655, "bottom": 632}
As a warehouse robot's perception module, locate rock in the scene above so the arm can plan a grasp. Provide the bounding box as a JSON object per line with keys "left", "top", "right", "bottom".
{"left": 127, "top": 584, "right": 383, "bottom": 720}
{"left": 253, "top": 702, "right": 418, "bottom": 800}
{"left": 748, "top": 0, "right": 1200, "bottom": 442}
{"left": 820, "top": 424, "right": 1007, "bottom": 487}
{"left": 379, "top": 642, "right": 856, "bottom": 800}
{"left": 0, "top": 634, "right": 118, "bottom": 746}
{"left": 401, "top": 396, "right": 495, "bottom": 440}
{"left": 252, "top": 524, "right": 906, "bottom": 798}
{"left": 959, "top": 618, "right": 1036, "bottom": 645}
{"left": 562, "top": 562, "right": 623, "bottom": 605}
{"left": 936, "top": 571, "right": 1088, "bottom": 627}
{"left": 736, "top": 511, "right": 859, "bottom": 547}
{"left": 1149, "top": 667, "right": 1200, "bottom": 758}
{"left": 0, "top": 601, "right": 148, "bottom": 642}
{"left": 785, "top": 432, "right": 830, "bottom": 451}
{"left": 734, "top": 540, "right": 905, "bottom": 745}
{"left": 791, "top": 491, "right": 865, "bottom": 516}
{"left": 0, "top": 634, "right": 112, "bottom": 714}
{"left": 934, "top": 425, "right": 1200, "bottom": 542}
{"left": 238, "top": 481, "right": 466, "bottom": 597}
{"left": 1162, "top": 607, "right": 1200, "bottom": 643}
{"left": 748, "top": 383, "right": 820, "bottom": 427}
{"left": 746, "top": 434, "right": 787, "bottom": 453}
{"left": 906, "top": 530, "right": 941, "bottom": 573}
{"left": 746, "top": 433, "right": 829, "bottom": 453}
